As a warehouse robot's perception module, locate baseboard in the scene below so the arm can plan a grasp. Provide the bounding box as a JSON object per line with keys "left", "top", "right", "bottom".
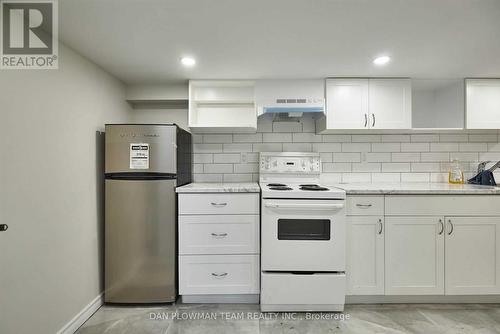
{"left": 57, "top": 293, "right": 103, "bottom": 334}
{"left": 346, "top": 295, "right": 500, "bottom": 304}
{"left": 260, "top": 304, "right": 344, "bottom": 312}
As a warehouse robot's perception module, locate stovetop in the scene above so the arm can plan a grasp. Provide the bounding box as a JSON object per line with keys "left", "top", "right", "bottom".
{"left": 260, "top": 182, "right": 346, "bottom": 199}
{"left": 259, "top": 152, "right": 346, "bottom": 199}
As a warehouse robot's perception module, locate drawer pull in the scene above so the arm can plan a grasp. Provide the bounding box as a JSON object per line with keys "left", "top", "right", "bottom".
{"left": 211, "top": 272, "right": 228, "bottom": 278}
{"left": 211, "top": 202, "right": 227, "bottom": 207}
{"left": 211, "top": 233, "right": 228, "bottom": 238}
{"left": 356, "top": 204, "right": 372, "bottom": 208}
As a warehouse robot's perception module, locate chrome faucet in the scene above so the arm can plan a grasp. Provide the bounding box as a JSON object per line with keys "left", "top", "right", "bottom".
{"left": 477, "top": 161, "right": 490, "bottom": 173}
{"left": 477, "top": 161, "right": 500, "bottom": 173}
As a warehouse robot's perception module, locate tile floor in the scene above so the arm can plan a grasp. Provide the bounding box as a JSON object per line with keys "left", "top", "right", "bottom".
{"left": 76, "top": 303, "right": 500, "bottom": 334}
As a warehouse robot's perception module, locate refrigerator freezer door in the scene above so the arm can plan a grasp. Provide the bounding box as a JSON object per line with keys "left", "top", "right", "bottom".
{"left": 105, "top": 178, "right": 177, "bottom": 303}
{"left": 105, "top": 124, "right": 177, "bottom": 174}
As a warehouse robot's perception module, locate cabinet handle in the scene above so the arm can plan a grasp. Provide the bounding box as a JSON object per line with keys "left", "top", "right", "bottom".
{"left": 447, "top": 219, "right": 454, "bottom": 235}
{"left": 372, "top": 113, "right": 376, "bottom": 127}
{"left": 211, "top": 233, "right": 228, "bottom": 238}
{"left": 364, "top": 114, "right": 368, "bottom": 127}
{"left": 211, "top": 272, "right": 228, "bottom": 277}
{"left": 211, "top": 202, "right": 227, "bottom": 207}
{"left": 438, "top": 219, "right": 444, "bottom": 235}
{"left": 378, "top": 219, "right": 383, "bottom": 234}
{"left": 0, "top": 224, "right": 8, "bottom": 232}
{"left": 356, "top": 203, "right": 372, "bottom": 208}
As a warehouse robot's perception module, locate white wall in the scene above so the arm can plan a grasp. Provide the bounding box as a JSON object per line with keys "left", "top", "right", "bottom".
{"left": 126, "top": 83, "right": 188, "bottom": 101}
{"left": 130, "top": 106, "right": 189, "bottom": 130}
{"left": 0, "top": 44, "right": 132, "bottom": 334}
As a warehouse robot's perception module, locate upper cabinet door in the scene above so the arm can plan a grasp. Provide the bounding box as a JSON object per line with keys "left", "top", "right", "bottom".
{"left": 369, "top": 79, "right": 412, "bottom": 129}
{"left": 326, "top": 79, "right": 369, "bottom": 129}
{"left": 466, "top": 79, "right": 500, "bottom": 129}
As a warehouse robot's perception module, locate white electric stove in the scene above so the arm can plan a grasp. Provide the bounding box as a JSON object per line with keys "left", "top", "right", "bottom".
{"left": 259, "top": 152, "right": 347, "bottom": 312}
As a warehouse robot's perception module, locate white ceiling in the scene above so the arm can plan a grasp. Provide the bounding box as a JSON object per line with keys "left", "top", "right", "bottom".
{"left": 60, "top": 0, "right": 500, "bottom": 84}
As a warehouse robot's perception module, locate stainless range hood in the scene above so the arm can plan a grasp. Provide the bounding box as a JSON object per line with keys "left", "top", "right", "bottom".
{"left": 255, "top": 79, "right": 325, "bottom": 119}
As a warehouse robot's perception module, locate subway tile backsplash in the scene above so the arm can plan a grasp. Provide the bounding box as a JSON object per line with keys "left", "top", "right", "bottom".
{"left": 191, "top": 116, "right": 500, "bottom": 183}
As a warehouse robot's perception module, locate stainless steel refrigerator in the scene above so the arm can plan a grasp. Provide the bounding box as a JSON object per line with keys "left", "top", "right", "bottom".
{"left": 104, "top": 124, "right": 191, "bottom": 303}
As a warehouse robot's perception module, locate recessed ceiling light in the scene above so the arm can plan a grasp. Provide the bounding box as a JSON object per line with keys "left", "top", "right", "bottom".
{"left": 180, "top": 56, "right": 196, "bottom": 67}
{"left": 373, "top": 55, "right": 391, "bottom": 66}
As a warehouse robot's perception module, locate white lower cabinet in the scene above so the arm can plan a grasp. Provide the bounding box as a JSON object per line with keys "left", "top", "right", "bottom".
{"left": 179, "top": 215, "right": 259, "bottom": 255}
{"left": 385, "top": 216, "right": 445, "bottom": 295}
{"left": 347, "top": 195, "right": 500, "bottom": 299}
{"left": 346, "top": 216, "right": 384, "bottom": 295}
{"left": 179, "top": 255, "right": 260, "bottom": 295}
{"left": 179, "top": 193, "right": 259, "bottom": 215}
{"left": 178, "top": 192, "right": 260, "bottom": 302}
{"left": 445, "top": 217, "right": 500, "bottom": 295}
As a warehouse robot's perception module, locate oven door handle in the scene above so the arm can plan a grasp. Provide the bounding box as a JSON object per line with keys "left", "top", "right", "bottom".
{"left": 264, "top": 203, "right": 344, "bottom": 210}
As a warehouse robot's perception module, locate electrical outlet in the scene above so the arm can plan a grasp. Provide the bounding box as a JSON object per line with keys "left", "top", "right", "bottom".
{"left": 241, "top": 152, "right": 248, "bottom": 163}
{"left": 361, "top": 152, "right": 367, "bottom": 163}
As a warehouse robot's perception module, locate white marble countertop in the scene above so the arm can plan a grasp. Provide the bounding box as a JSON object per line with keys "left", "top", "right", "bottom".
{"left": 176, "top": 182, "right": 260, "bottom": 193}
{"left": 329, "top": 182, "right": 500, "bottom": 195}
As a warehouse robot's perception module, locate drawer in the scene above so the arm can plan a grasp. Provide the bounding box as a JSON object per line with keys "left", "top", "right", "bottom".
{"left": 179, "top": 215, "right": 259, "bottom": 255}
{"left": 347, "top": 196, "right": 384, "bottom": 215}
{"left": 261, "top": 272, "right": 346, "bottom": 311}
{"left": 179, "top": 193, "right": 259, "bottom": 215}
{"left": 385, "top": 195, "right": 500, "bottom": 216}
{"left": 179, "top": 255, "right": 259, "bottom": 295}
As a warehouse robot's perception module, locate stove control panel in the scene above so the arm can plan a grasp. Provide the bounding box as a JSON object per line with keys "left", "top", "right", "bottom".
{"left": 260, "top": 155, "right": 321, "bottom": 173}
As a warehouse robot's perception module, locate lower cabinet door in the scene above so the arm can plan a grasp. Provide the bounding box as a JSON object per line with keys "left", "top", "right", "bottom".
{"left": 179, "top": 255, "right": 259, "bottom": 295}
{"left": 346, "top": 216, "right": 384, "bottom": 295}
{"left": 445, "top": 217, "right": 500, "bottom": 295}
{"left": 385, "top": 216, "right": 445, "bottom": 295}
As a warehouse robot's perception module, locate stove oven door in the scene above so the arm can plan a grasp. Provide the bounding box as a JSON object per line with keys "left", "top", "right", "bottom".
{"left": 261, "top": 199, "right": 345, "bottom": 272}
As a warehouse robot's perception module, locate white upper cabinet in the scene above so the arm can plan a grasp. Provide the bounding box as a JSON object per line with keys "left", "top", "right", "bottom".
{"left": 466, "top": 79, "right": 500, "bottom": 129}
{"left": 325, "top": 79, "right": 369, "bottom": 129}
{"left": 188, "top": 80, "right": 256, "bottom": 133}
{"left": 321, "top": 78, "right": 411, "bottom": 131}
{"left": 369, "top": 79, "right": 412, "bottom": 129}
